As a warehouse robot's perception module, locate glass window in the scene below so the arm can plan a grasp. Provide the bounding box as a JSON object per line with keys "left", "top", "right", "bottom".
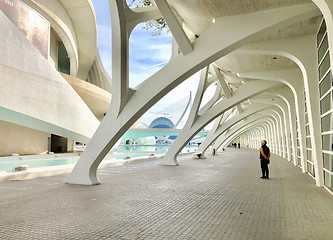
{"left": 322, "top": 133, "right": 332, "bottom": 151}
{"left": 319, "top": 53, "right": 331, "bottom": 80}
{"left": 297, "top": 148, "right": 300, "bottom": 157}
{"left": 307, "top": 149, "right": 312, "bottom": 162}
{"left": 306, "top": 125, "right": 310, "bottom": 136}
{"left": 58, "top": 41, "right": 70, "bottom": 75}
{"left": 306, "top": 137, "right": 311, "bottom": 148}
{"left": 319, "top": 71, "right": 331, "bottom": 97}
{"left": 320, "top": 92, "right": 331, "bottom": 114}
{"left": 317, "top": 19, "right": 326, "bottom": 47}
{"left": 321, "top": 113, "right": 331, "bottom": 132}
{"left": 308, "top": 162, "right": 315, "bottom": 177}
{"left": 323, "top": 153, "right": 333, "bottom": 171}
{"left": 324, "top": 171, "right": 333, "bottom": 192}
{"left": 318, "top": 34, "right": 329, "bottom": 63}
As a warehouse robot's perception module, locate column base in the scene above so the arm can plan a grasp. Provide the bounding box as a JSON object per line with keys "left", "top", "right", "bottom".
{"left": 194, "top": 153, "right": 206, "bottom": 159}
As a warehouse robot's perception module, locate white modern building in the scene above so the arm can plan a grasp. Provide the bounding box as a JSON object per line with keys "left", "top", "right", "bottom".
{"left": 0, "top": 0, "right": 111, "bottom": 156}
{"left": 1, "top": 0, "right": 333, "bottom": 194}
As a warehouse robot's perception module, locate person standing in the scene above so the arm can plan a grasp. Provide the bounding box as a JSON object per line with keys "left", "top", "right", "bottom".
{"left": 260, "top": 140, "right": 270, "bottom": 179}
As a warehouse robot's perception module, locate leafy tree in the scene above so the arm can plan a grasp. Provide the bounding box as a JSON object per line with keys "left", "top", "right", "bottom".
{"left": 128, "top": 0, "right": 169, "bottom": 36}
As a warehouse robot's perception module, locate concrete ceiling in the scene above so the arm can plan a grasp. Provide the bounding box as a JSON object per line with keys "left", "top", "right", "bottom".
{"left": 169, "top": 0, "right": 312, "bottom": 35}
{"left": 166, "top": 1, "right": 322, "bottom": 88}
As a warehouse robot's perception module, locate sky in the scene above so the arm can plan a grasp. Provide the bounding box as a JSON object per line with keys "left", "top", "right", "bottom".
{"left": 91, "top": 0, "right": 214, "bottom": 129}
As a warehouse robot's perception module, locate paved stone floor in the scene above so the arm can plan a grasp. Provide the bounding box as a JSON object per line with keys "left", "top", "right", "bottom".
{"left": 0, "top": 148, "right": 333, "bottom": 240}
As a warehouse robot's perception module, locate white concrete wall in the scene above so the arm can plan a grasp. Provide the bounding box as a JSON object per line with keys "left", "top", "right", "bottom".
{"left": 0, "top": 11, "right": 99, "bottom": 143}
{"left": 0, "top": 120, "right": 50, "bottom": 157}
{"left": 22, "top": 0, "right": 79, "bottom": 76}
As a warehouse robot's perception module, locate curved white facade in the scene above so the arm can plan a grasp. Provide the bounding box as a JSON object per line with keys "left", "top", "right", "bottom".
{"left": 0, "top": 0, "right": 110, "bottom": 156}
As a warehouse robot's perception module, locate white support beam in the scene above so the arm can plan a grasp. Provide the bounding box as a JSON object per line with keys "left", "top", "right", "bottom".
{"left": 187, "top": 66, "right": 209, "bottom": 128}
{"left": 213, "top": 65, "right": 232, "bottom": 98}
{"left": 198, "top": 83, "right": 222, "bottom": 115}
{"left": 108, "top": 0, "right": 134, "bottom": 117}
{"left": 68, "top": 4, "right": 320, "bottom": 185}
{"left": 155, "top": 0, "right": 192, "bottom": 55}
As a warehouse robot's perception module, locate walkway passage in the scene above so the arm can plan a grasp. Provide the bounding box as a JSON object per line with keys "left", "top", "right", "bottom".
{"left": 0, "top": 148, "right": 333, "bottom": 239}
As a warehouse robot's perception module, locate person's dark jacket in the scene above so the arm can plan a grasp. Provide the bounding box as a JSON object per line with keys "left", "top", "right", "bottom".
{"left": 260, "top": 144, "right": 270, "bottom": 160}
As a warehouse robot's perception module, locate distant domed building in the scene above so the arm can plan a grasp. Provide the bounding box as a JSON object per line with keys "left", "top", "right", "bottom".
{"left": 149, "top": 117, "right": 174, "bottom": 129}
{"left": 119, "top": 92, "right": 192, "bottom": 146}
{"left": 140, "top": 91, "right": 192, "bottom": 129}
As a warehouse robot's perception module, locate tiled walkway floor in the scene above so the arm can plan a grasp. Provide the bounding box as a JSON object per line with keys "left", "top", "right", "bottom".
{"left": 1, "top": 148, "right": 333, "bottom": 240}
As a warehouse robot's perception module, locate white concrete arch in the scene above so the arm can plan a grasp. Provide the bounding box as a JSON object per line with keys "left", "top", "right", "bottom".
{"left": 268, "top": 108, "right": 286, "bottom": 158}
{"left": 238, "top": 69, "right": 308, "bottom": 172}
{"left": 265, "top": 121, "right": 276, "bottom": 152}
{"left": 251, "top": 98, "right": 288, "bottom": 158}
{"left": 221, "top": 115, "right": 279, "bottom": 151}
{"left": 194, "top": 88, "right": 292, "bottom": 159}
{"left": 258, "top": 93, "right": 293, "bottom": 162}
{"left": 238, "top": 35, "right": 324, "bottom": 186}
{"left": 245, "top": 126, "right": 261, "bottom": 149}
{"left": 217, "top": 109, "right": 281, "bottom": 150}
{"left": 250, "top": 119, "right": 274, "bottom": 150}
{"left": 219, "top": 117, "right": 275, "bottom": 151}
{"left": 195, "top": 103, "right": 272, "bottom": 158}
{"left": 160, "top": 80, "right": 282, "bottom": 166}
{"left": 268, "top": 117, "right": 279, "bottom": 155}
{"left": 68, "top": 3, "right": 321, "bottom": 185}
{"left": 256, "top": 109, "right": 283, "bottom": 156}
{"left": 221, "top": 124, "right": 261, "bottom": 150}
{"left": 256, "top": 119, "right": 276, "bottom": 153}
{"left": 263, "top": 88, "right": 299, "bottom": 165}
{"left": 224, "top": 124, "right": 267, "bottom": 151}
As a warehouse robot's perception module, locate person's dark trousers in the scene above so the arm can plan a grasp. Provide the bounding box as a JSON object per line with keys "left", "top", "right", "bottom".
{"left": 260, "top": 160, "right": 269, "bottom": 178}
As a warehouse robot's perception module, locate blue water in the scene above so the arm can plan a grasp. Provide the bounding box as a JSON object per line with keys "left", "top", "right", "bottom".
{"left": 0, "top": 145, "right": 198, "bottom": 172}
{"left": 113, "top": 145, "right": 198, "bottom": 152}
{"left": 0, "top": 153, "right": 147, "bottom": 172}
